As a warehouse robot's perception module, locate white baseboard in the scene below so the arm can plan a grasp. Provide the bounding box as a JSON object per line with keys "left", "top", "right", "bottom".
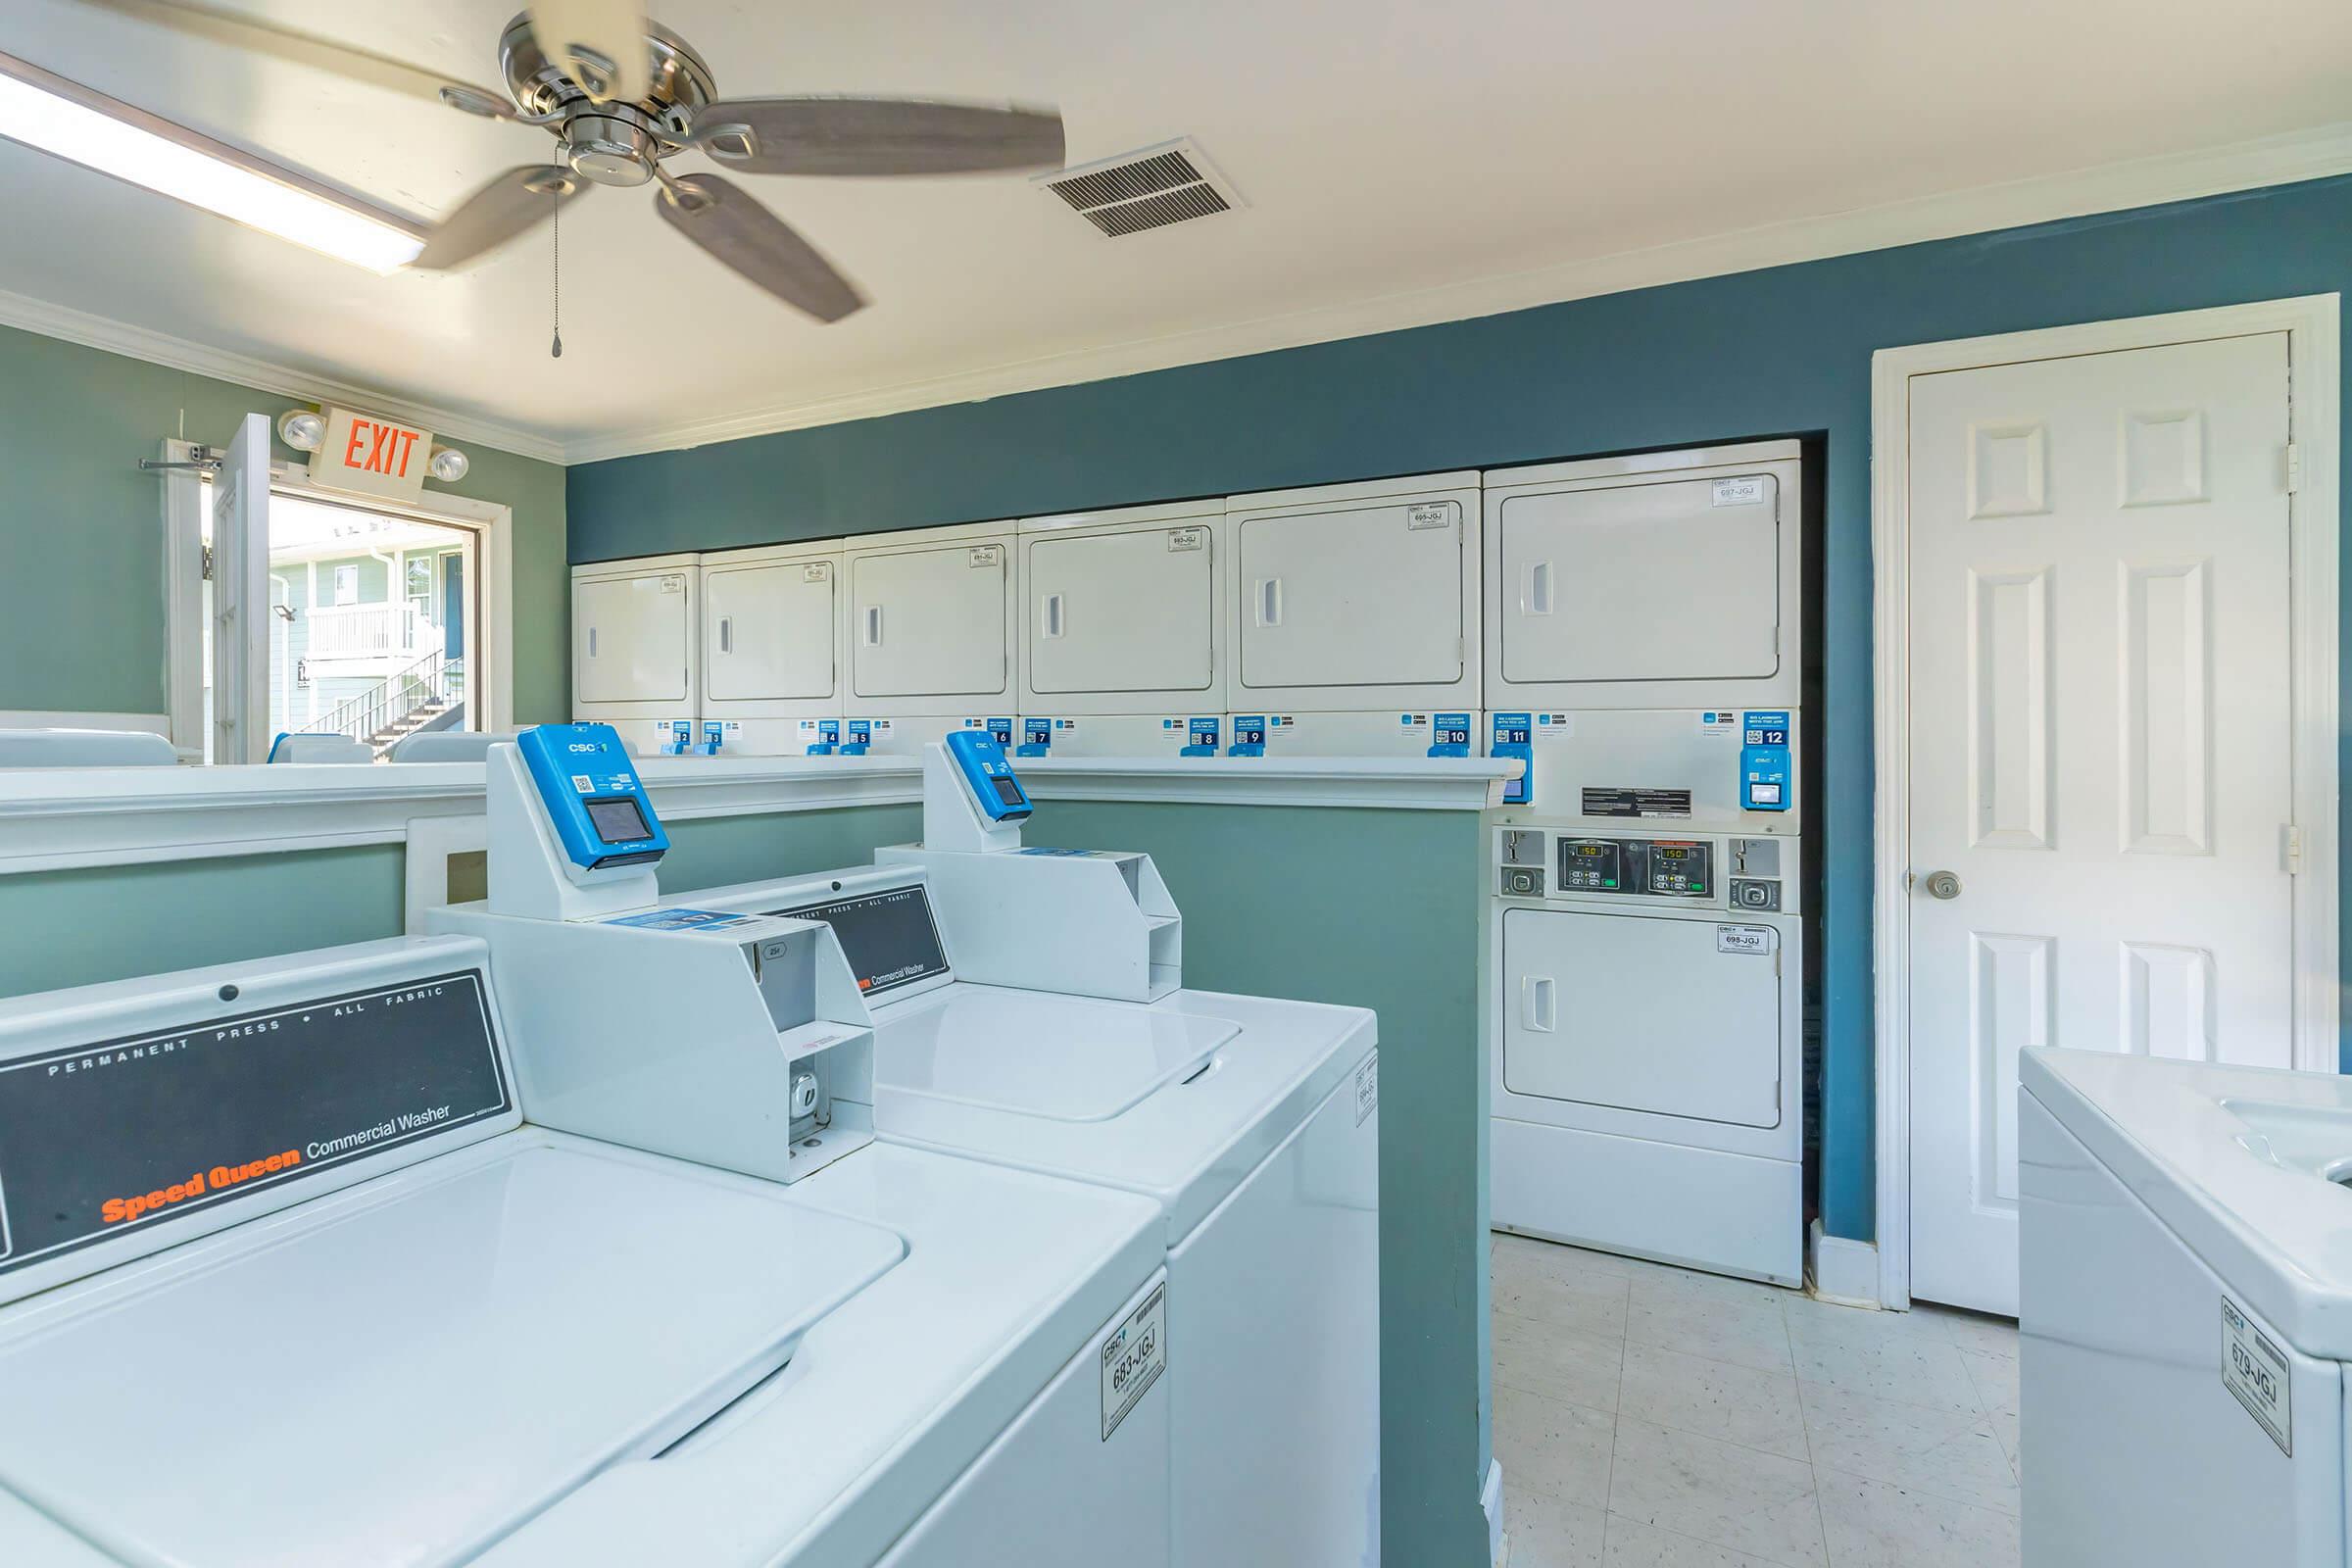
{"left": 1809, "top": 1219, "right": 1883, "bottom": 1308}
{"left": 1484, "top": 1458, "right": 1506, "bottom": 1566}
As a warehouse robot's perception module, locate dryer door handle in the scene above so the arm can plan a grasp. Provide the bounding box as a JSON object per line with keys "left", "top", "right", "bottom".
{"left": 1527, "top": 561, "right": 1553, "bottom": 615}
{"left": 1521, "top": 975, "right": 1557, "bottom": 1033}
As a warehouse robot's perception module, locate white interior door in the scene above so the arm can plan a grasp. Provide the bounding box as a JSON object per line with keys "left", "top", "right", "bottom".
{"left": 1498, "top": 475, "right": 1782, "bottom": 684}
{"left": 1906, "top": 332, "right": 2297, "bottom": 1315}
{"left": 852, "top": 544, "right": 1007, "bottom": 699}
{"left": 1027, "top": 528, "right": 1212, "bottom": 697}
{"left": 574, "top": 570, "right": 691, "bottom": 705}
{"left": 1502, "top": 907, "right": 1783, "bottom": 1128}
{"left": 705, "top": 560, "right": 836, "bottom": 704}
{"left": 1236, "top": 502, "right": 1463, "bottom": 691}
{"left": 209, "top": 413, "right": 270, "bottom": 763}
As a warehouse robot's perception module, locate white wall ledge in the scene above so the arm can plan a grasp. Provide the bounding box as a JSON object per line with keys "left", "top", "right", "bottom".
{"left": 0, "top": 755, "right": 1514, "bottom": 874}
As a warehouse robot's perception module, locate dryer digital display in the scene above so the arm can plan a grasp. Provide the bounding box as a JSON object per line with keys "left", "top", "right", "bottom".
{"left": 1558, "top": 840, "right": 1623, "bottom": 891}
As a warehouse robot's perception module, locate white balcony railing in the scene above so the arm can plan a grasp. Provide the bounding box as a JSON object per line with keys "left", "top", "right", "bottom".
{"left": 306, "top": 602, "right": 440, "bottom": 662}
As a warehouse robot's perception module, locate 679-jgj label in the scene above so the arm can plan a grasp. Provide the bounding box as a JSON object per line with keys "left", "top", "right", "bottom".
{"left": 2222, "top": 1295, "right": 2291, "bottom": 1454}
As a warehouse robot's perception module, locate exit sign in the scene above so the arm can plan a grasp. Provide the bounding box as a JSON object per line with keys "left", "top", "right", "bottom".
{"left": 311, "top": 407, "right": 431, "bottom": 502}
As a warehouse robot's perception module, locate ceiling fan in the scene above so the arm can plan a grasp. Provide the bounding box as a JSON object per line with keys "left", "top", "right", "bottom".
{"left": 72, "top": 0, "right": 1069, "bottom": 322}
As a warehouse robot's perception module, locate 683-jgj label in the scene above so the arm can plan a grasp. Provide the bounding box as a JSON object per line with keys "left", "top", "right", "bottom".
{"left": 1101, "top": 1282, "right": 1168, "bottom": 1441}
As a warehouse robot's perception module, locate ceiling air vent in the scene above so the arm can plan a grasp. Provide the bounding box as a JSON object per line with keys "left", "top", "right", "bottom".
{"left": 1039, "top": 138, "right": 1241, "bottom": 238}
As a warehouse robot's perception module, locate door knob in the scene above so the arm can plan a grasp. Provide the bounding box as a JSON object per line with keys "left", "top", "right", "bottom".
{"left": 1923, "top": 869, "right": 1962, "bottom": 901}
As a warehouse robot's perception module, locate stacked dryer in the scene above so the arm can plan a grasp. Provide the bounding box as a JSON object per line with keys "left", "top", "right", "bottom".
{"left": 1221, "top": 471, "right": 1484, "bottom": 760}
{"left": 569, "top": 541, "right": 856, "bottom": 759}
{"left": 1013, "top": 501, "right": 1227, "bottom": 760}
{"left": 1484, "top": 440, "right": 1807, "bottom": 1285}
{"left": 840, "top": 521, "right": 1022, "bottom": 760}
{"left": 571, "top": 553, "right": 707, "bottom": 756}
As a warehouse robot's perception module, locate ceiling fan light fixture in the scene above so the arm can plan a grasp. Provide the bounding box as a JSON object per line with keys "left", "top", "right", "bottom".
{"left": 0, "top": 51, "right": 426, "bottom": 273}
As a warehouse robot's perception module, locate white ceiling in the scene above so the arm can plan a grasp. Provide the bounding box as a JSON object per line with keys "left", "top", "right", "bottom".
{"left": 6, "top": 0, "right": 2351, "bottom": 463}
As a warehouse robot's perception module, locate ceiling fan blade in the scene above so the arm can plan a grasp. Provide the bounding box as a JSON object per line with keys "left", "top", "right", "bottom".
{"left": 687, "top": 98, "right": 1065, "bottom": 177}
{"left": 70, "top": 0, "right": 512, "bottom": 114}
{"left": 413, "top": 166, "right": 575, "bottom": 270}
{"left": 657, "top": 175, "right": 864, "bottom": 323}
{"left": 525, "top": 0, "right": 651, "bottom": 105}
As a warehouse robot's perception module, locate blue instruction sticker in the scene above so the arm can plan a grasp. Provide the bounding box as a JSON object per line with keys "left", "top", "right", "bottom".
{"left": 604, "top": 908, "right": 753, "bottom": 931}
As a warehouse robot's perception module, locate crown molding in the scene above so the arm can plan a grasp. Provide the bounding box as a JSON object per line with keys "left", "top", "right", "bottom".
{"left": 0, "top": 287, "right": 566, "bottom": 465}
{"left": 562, "top": 119, "right": 2352, "bottom": 466}
{"left": 4, "top": 122, "right": 2344, "bottom": 471}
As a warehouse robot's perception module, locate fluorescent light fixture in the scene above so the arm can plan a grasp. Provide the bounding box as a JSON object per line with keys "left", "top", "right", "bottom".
{"left": 0, "top": 51, "right": 425, "bottom": 272}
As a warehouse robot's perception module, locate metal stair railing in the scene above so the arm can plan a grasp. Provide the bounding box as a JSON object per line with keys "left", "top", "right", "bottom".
{"left": 318, "top": 647, "right": 457, "bottom": 751}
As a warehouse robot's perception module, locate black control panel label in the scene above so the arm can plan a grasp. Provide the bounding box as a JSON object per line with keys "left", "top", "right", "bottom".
{"left": 777, "top": 886, "right": 951, "bottom": 997}
{"left": 0, "top": 971, "right": 510, "bottom": 1277}
{"left": 1582, "top": 788, "right": 1693, "bottom": 819}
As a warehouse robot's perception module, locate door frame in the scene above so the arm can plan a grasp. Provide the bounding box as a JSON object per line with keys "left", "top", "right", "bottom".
{"left": 162, "top": 441, "right": 517, "bottom": 753}
{"left": 1870, "top": 294, "right": 2340, "bottom": 1310}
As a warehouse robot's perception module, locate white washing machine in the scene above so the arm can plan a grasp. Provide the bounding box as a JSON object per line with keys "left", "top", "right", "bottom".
{"left": 1490, "top": 824, "right": 1804, "bottom": 1284}
{"left": 2021, "top": 1049, "right": 2352, "bottom": 1567}
{"left": 675, "top": 861, "right": 1383, "bottom": 1568}
{"left": 698, "top": 539, "right": 846, "bottom": 757}
{"left": 0, "top": 936, "right": 1171, "bottom": 1568}
{"left": 571, "top": 553, "right": 705, "bottom": 756}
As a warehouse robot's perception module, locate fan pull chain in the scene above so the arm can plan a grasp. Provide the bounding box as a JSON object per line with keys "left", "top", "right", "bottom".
{"left": 550, "top": 183, "right": 564, "bottom": 360}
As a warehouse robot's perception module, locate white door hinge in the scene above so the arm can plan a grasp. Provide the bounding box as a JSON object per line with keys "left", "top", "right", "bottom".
{"left": 2285, "top": 823, "right": 2304, "bottom": 874}
{"left": 2284, "top": 443, "right": 2302, "bottom": 494}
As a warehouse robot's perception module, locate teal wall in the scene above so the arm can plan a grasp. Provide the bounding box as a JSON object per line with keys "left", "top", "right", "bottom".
{"left": 569, "top": 172, "right": 2352, "bottom": 1242}
{"left": 1029, "top": 802, "right": 1492, "bottom": 1566}
{"left": 0, "top": 845, "right": 408, "bottom": 997}
{"left": 0, "top": 323, "right": 571, "bottom": 722}
{"left": 0, "top": 806, "right": 923, "bottom": 1000}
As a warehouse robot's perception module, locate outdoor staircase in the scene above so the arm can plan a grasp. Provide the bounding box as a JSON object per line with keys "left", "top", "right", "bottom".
{"left": 365, "top": 701, "right": 457, "bottom": 757}
{"left": 318, "top": 647, "right": 464, "bottom": 760}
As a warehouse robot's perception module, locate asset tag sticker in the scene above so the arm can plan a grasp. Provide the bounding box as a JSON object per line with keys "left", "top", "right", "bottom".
{"left": 1166, "top": 527, "right": 1204, "bottom": 552}
{"left": 803, "top": 563, "right": 829, "bottom": 582}
{"left": 2223, "top": 1296, "right": 2292, "bottom": 1454}
{"left": 968, "top": 545, "right": 1002, "bottom": 567}
{"left": 1102, "top": 1282, "right": 1168, "bottom": 1441}
{"left": 1356, "top": 1054, "right": 1379, "bottom": 1125}
{"left": 1405, "top": 503, "right": 1454, "bottom": 530}
{"left": 1712, "top": 475, "right": 1768, "bottom": 507}
{"left": 1716, "top": 925, "right": 1774, "bottom": 955}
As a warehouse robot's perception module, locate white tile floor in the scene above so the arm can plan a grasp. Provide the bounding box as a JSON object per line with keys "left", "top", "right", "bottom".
{"left": 1493, "top": 1232, "right": 2021, "bottom": 1568}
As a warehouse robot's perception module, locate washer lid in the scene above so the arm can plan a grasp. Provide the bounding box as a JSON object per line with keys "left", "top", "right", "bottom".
{"left": 879, "top": 986, "right": 1238, "bottom": 1121}
{"left": 2026, "top": 1050, "right": 2352, "bottom": 1359}
{"left": 0, "top": 1137, "right": 903, "bottom": 1568}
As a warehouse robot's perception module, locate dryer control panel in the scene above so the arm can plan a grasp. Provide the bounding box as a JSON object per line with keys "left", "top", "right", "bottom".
{"left": 1555, "top": 837, "right": 1712, "bottom": 899}
{"left": 1497, "top": 828, "right": 1796, "bottom": 914}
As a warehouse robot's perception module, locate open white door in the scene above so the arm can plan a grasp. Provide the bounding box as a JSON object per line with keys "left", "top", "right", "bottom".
{"left": 210, "top": 414, "right": 271, "bottom": 764}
